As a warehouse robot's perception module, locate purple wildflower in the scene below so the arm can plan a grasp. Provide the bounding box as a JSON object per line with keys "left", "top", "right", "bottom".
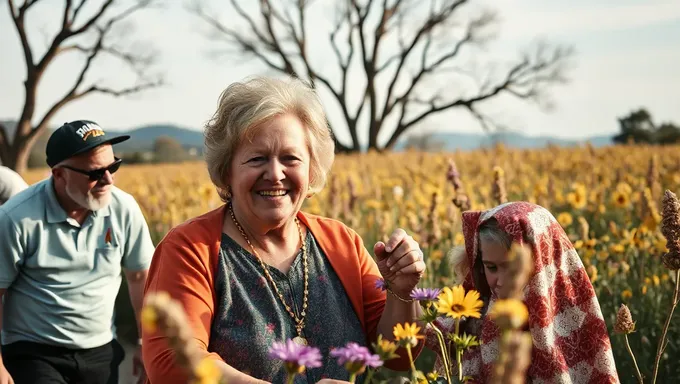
{"left": 330, "top": 342, "right": 384, "bottom": 370}
{"left": 374, "top": 278, "right": 387, "bottom": 291}
{"left": 410, "top": 287, "right": 442, "bottom": 302}
{"left": 269, "top": 339, "right": 323, "bottom": 372}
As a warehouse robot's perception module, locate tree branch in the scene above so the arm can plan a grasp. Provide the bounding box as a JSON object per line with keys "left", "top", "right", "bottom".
{"left": 69, "top": 0, "right": 114, "bottom": 35}
{"left": 8, "top": 0, "right": 36, "bottom": 68}
{"left": 384, "top": 42, "right": 573, "bottom": 148}
{"left": 382, "top": 0, "right": 469, "bottom": 119}
{"left": 192, "top": 0, "right": 574, "bottom": 152}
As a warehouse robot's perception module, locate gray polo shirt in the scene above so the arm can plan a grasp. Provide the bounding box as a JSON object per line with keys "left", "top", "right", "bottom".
{"left": 0, "top": 177, "right": 155, "bottom": 349}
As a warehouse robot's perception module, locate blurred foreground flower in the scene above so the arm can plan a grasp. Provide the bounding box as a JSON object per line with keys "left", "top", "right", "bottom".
{"left": 330, "top": 342, "right": 382, "bottom": 383}
{"left": 498, "top": 243, "right": 533, "bottom": 300}
{"left": 142, "top": 292, "right": 225, "bottom": 384}
{"left": 268, "top": 339, "right": 322, "bottom": 384}
{"left": 488, "top": 299, "right": 529, "bottom": 330}
{"left": 489, "top": 332, "right": 532, "bottom": 384}
{"left": 651, "top": 190, "right": 680, "bottom": 384}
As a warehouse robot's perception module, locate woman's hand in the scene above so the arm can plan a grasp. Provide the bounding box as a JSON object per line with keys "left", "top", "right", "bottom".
{"left": 374, "top": 228, "right": 426, "bottom": 298}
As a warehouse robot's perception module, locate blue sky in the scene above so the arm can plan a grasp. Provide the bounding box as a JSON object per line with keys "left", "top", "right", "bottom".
{"left": 0, "top": 0, "right": 678, "bottom": 147}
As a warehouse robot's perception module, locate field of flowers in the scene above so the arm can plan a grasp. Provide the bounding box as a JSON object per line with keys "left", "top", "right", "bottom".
{"left": 23, "top": 143, "right": 680, "bottom": 382}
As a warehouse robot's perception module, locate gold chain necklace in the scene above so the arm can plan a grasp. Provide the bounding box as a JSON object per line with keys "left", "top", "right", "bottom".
{"left": 228, "top": 203, "right": 309, "bottom": 346}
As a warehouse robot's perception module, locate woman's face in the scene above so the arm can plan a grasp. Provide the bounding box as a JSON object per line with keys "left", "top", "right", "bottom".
{"left": 479, "top": 238, "right": 510, "bottom": 298}
{"left": 228, "top": 113, "right": 311, "bottom": 229}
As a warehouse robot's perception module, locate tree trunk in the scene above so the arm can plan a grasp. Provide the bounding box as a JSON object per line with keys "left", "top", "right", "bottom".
{"left": 4, "top": 144, "right": 32, "bottom": 175}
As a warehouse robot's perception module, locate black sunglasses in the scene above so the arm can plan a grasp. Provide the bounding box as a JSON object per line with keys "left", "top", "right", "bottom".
{"left": 60, "top": 157, "right": 123, "bottom": 182}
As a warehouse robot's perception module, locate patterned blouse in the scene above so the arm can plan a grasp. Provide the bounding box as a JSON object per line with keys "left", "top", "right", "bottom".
{"left": 207, "top": 231, "right": 368, "bottom": 383}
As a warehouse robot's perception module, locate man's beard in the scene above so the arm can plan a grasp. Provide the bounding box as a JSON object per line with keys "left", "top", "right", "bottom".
{"left": 65, "top": 183, "right": 111, "bottom": 211}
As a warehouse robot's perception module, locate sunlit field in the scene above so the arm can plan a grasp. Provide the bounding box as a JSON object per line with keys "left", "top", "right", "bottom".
{"left": 23, "top": 143, "right": 680, "bottom": 381}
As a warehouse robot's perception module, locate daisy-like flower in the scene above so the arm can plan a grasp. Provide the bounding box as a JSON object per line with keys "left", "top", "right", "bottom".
{"left": 371, "top": 335, "right": 400, "bottom": 362}
{"left": 393, "top": 322, "right": 424, "bottom": 348}
{"left": 410, "top": 288, "right": 441, "bottom": 302}
{"left": 488, "top": 299, "right": 529, "bottom": 330}
{"left": 269, "top": 339, "right": 322, "bottom": 378}
{"left": 330, "top": 342, "right": 383, "bottom": 379}
{"left": 375, "top": 278, "right": 387, "bottom": 291}
{"left": 435, "top": 285, "right": 484, "bottom": 319}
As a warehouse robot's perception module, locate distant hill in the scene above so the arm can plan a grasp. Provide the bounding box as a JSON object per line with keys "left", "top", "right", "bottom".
{"left": 111, "top": 124, "right": 205, "bottom": 153}
{"left": 111, "top": 124, "right": 614, "bottom": 152}
{"left": 1, "top": 120, "right": 615, "bottom": 156}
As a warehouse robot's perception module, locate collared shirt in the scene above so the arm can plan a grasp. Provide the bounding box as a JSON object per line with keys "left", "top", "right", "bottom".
{"left": 0, "top": 166, "right": 28, "bottom": 206}
{"left": 0, "top": 177, "right": 155, "bottom": 349}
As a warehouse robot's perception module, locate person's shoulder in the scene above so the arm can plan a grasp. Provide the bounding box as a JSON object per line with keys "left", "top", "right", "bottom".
{"left": 0, "top": 178, "right": 48, "bottom": 218}
{"left": 159, "top": 205, "right": 226, "bottom": 246}
{"left": 298, "top": 211, "right": 360, "bottom": 243}
{"left": 0, "top": 166, "right": 27, "bottom": 184}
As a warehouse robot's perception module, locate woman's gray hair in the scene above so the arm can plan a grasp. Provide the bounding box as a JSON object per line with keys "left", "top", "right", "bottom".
{"left": 204, "top": 76, "right": 336, "bottom": 202}
{"left": 478, "top": 219, "right": 512, "bottom": 250}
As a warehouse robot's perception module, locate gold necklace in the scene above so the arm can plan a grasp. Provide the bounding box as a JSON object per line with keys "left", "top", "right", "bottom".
{"left": 228, "top": 203, "right": 309, "bottom": 346}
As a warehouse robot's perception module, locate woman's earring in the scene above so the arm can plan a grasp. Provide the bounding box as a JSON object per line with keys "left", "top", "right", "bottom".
{"left": 225, "top": 186, "right": 232, "bottom": 201}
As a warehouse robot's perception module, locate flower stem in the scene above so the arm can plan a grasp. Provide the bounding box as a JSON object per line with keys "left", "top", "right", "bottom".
{"left": 349, "top": 372, "right": 357, "bottom": 383}
{"left": 457, "top": 349, "right": 463, "bottom": 382}
{"left": 624, "top": 334, "right": 643, "bottom": 384}
{"left": 286, "top": 373, "right": 295, "bottom": 384}
{"left": 406, "top": 344, "right": 417, "bottom": 379}
{"left": 365, "top": 368, "right": 375, "bottom": 384}
{"left": 652, "top": 269, "right": 680, "bottom": 384}
{"left": 430, "top": 323, "right": 453, "bottom": 384}
{"left": 455, "top": 318, "right": 462, "bottom": 382}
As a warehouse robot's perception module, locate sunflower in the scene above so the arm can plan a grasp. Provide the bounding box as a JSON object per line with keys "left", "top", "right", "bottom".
{"left": 567, "top": 191, "right": 587, "bottom": 209}
{"left": 612, "top": 190, "right": 630, "bottom": 208}
{"left": 488, "top": 299, "right": 529, "bottom": 330}
{"left": 435, "top": 285, "right": 484, "bottom": 319}
{"left": 557, "top": 212, "right": 573, "bottom": 227}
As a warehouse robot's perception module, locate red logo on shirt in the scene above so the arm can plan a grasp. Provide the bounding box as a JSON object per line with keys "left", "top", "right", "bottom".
{"left": 105, "top": 228, "right": 112, "bottom": 244}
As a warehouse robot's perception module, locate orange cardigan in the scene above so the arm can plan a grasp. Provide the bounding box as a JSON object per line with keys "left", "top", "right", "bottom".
{"left": 142, "top": 205, "right": 423, "bottom": 383}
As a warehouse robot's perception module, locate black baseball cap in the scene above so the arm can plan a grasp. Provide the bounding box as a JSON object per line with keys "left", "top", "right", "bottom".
{"left": 46, "top": 120, "right": 130, "bottom": 167}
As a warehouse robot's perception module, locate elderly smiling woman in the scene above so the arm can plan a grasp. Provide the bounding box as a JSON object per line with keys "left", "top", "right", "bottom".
{"left": 141, "top": 76, "right": 426, "bottom": 383}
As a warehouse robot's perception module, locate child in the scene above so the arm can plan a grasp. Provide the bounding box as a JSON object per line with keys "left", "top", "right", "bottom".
{"left": 426, "top": 202, "right": 620, "bottom": 383}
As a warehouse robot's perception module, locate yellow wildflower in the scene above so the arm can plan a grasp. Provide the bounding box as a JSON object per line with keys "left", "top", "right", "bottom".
{"left": 393, "top": 322, "right": 424, "bottom": 348}
{"left": 611, "top": 190, "right": 630, "bottom": 208}
{"left": 621, "top": 290, "right": 633, "bottom": 300}
{"left": 141, "top": 306, "right": 158, "bottom": 333}
{"left": 488, "top": 299, "right": 529, "bottom": 330}
{"left": 435, "top": 286, "right": 484, "bottom": 319}
{"left": 193, "top": 357, "right": 222, "bottom": 384}
{"left": 557, "top": 212, "right": 573, "bottom": 227}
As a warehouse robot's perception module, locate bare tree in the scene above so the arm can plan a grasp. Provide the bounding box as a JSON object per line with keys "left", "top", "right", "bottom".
{"left": 1, "top": 0, "right": 164, "bottom": 173}
{"left": 188, "top": 0, "right": 574, "bottom": 153}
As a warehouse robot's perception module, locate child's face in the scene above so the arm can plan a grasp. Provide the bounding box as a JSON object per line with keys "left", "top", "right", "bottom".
{"left": 480, "top": 239, "right": 510, "bottom": 298}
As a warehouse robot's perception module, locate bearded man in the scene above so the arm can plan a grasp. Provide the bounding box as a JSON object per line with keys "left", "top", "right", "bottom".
{"left": 0, "top": 120, "right": 154, "bottom": 384}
